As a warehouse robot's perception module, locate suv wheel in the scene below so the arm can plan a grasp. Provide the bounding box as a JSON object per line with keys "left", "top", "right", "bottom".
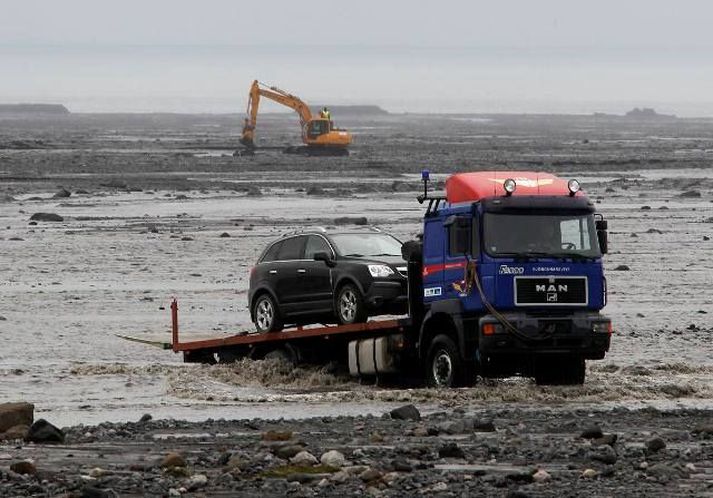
{"left": 253, "top": 294, "right": 283, "bottom": 333}
{"left": 336, "top": 283, "right": 367, "bottom": 325}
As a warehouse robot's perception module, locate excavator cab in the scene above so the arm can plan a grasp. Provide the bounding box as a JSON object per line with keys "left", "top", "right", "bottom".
{"left": 306, "top": 119, "right": 331, "bottom": 139}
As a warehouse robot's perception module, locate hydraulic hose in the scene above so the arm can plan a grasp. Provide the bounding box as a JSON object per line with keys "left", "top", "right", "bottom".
{"left": 466, "top": 258, "right": 554, "bottom": 343}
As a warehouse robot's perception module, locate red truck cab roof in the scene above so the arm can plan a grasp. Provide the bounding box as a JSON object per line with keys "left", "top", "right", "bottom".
{"left": 445, "top": 171, "right": 584, "bottom": 204}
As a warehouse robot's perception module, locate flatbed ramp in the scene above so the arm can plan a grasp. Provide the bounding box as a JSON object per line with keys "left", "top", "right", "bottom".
{"left": 169, "top": 300, "right": 412, "bottom": 364}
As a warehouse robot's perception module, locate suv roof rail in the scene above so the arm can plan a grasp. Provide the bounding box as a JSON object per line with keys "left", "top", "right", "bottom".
{"left": 281, "top": 226, "right": 328, "bottom": 237}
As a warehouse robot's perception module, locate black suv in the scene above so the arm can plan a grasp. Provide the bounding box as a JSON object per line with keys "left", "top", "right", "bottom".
{"left": 248, "top": 229, "right": 407, "bottom": 332}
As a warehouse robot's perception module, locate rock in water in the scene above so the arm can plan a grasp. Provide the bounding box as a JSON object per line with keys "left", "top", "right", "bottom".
{"left": 438, "top": 442, "right": 465, "bottom": 459}
{"left": 138, "top": 413, "right": 152, "bottom": 423}
{"left": 320, "top": 450, "right": 346, "bottom": 468}
{"left": 53, "top": 188, "right": 71, "bottom": 198}
{"left": 580, "top": 425, "right": 604, "bottom": 439}
{"left": 25, "top": 419, "right": 65, "bottom": 443}
{"left": 389, "top": 404, "right": 421, "bottom": 421}
{"left": 646, "top": 437, "right": 666, "bottom": 453}
{"left": 29, "top": 212, "right": 64, "bottom": 222}
{"left": 0, "top": 402, "right": 34, "bottom": 433}
{"left": 472, "top": 419, "right": 496, "bottom": 432}
{"left": 10, "top": 460, "right": 36, "bottom": 475}
{"left": 160, "top": 452, "right": 186, "bottom": 468}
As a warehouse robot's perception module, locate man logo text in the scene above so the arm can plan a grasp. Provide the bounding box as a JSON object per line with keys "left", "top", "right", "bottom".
{"left": 536, "top": 284, "right": 568, "bottom": 293}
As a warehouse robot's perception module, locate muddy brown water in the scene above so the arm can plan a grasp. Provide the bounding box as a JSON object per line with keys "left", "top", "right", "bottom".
{"left": 0, "top": 113, "right": 712, "bottom": 426}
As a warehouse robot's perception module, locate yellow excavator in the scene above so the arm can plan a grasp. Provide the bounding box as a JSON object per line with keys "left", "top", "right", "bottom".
{"left": 239, "top": 80, "right": 352, "bottom": 156}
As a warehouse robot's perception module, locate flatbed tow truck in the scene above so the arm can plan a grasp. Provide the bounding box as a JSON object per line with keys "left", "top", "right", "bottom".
{"left": 163, "top": 171, "right": 612, "bottom": 386}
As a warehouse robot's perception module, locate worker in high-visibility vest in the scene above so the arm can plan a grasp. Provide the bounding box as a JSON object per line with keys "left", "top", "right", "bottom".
{"left": 320, "top": 107, "right": 331, "bottom": 120}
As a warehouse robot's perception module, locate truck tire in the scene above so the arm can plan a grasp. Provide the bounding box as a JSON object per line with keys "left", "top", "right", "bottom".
{"left": 534, "top": 356, "right": 586, "bottom": 385}
{"left": 253, "top": 293, "right": 283, "bottom": 333}
{"left": 425, "top": 335, "right": 466, "bottom": 388}
{"left": 336, "top": 283, "right": 367, "bottom": 325}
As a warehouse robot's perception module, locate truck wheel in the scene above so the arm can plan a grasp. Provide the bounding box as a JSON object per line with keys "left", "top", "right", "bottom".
{"left": 336, "top": 283, "right": 367, "bottom": 325}
{"left": 534, "top": 356, "right": 585, "bottom": 385}
{"left": 425, "top": 335, "right": 465, "bottom": 388}
{"left": 253, "top": 294, "right": 283, "bottom": 333}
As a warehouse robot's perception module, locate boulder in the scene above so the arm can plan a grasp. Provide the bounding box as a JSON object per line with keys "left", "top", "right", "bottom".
{"left": 390, "top": 404, "right": 421, "bottom": 421}
{"left": 187, "top": 474, "right": 208, "bottom": 491}
{"left": 274, "top": 444, "right": 305, "bottom": 460}
{"left": 320, "top": 450, "right": 346, "bottom": 468}
{"left": 29, "top": 212, "right": 64, "bottom": 222}
{"left": 53, "top": 188, "right": 71, "bottom": 199}
{"left": 532, "top": 469, "right": 551, "bottom": 482}
{"left": 646, "top": 437, "right": 666, "bottom": 452}
{"left": 10, "top": 460, "right": 36, "bottom": 475}
{"left": 581, "top": 468, "right": 599, "bottom": 478}
{"left": 160, "top": 452, "right": 186, "bottom": 468}
{"left": 290, "top": 451, "right": 318, "bottom": 466}
{"left": 359, "top": 468, "right": 382, "bottom": 483}
{"left": 25, "top": 418, "right": 64, "bottom": 444}
{"left": 438, "top": 442, "right": 465, "bottom": 459}
{"left": 0, "top": 424, "right": 29, "bottom": 441}
{"left": 262, "top": 430, "right": 293, "bottom": 441}
{"left": 0, "top": 402, "right": 34, "bottom": 432}
{"left": 580, "top": 425, "right": 604, "bottom": 439}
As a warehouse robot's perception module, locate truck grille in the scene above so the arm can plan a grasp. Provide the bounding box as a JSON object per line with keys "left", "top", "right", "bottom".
{"left": 514, "top": 276, "right": 588, "bottom": 306}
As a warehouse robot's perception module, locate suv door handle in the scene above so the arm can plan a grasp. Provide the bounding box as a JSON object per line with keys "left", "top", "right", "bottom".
{"left": 297, "top": 269, "right": 306, "bottom": 274}
{"left": 269, "top": 269, "right": 277, "bottom": 274}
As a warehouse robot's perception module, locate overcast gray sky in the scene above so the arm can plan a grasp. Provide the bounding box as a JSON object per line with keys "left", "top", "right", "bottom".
{"left": 3, "top": 0, "right": 713, "bottom": 48}
{"left": 2, "top": 1, "right": 713, "bottom": 114}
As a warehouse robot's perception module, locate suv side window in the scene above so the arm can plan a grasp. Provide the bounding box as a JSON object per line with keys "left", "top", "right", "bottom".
{"left": 261, "top": 241, "right": 283, "bottom": 263}
{"left": 277, "top": 236, "right": 306, "bottom": 260}
{"left": 304, "top": 235, "right": 332, "bottom": 259}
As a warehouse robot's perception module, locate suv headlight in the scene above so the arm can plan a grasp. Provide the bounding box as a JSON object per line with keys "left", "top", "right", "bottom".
{"left": 368, "top": 264, "right": 395, "bottom": 278}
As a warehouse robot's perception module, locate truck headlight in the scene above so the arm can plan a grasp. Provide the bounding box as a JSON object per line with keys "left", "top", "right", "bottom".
{"left": 482, "top": 323, "right": 505, "bottom": 336}
{"left": 592, "top": 321, "right": 612, "bottom": 334}
{"left": 368, "top": 265, "right": 395, "bottom": 278}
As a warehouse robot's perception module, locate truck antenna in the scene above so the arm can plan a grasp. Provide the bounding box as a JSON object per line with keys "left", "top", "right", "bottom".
{"left": 417, "top": 169, "right": 430, "bottom": 204}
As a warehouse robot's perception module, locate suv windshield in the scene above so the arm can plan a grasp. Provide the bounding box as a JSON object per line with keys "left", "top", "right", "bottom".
{"left": 330, "top": 233, "right": 403, "bottom": 258}
{"left": 483, "top": 213, "right": 601, "bottom": 258}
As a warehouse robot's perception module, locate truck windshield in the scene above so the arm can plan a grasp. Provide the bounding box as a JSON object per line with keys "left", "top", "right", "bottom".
{"left": 330, "top": 233, "right": 403, "bottom": 258}
{"left": 483, "top": 213, "right": 601, "bottom": 258}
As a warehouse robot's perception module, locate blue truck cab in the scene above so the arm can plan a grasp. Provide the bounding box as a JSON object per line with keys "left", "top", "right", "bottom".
{"left": 414, "top": 171, "right": 612, "bottom": 386}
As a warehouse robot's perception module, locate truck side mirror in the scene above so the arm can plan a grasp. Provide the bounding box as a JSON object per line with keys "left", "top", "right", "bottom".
{"left": 597, "top": 229, "right": 608, "bottom": 254}
{"left": 444, "top": 215, "right": 471, "bottom": 255}
{"left": 314, "top": 252, "right": 335, "bottom": 267}
{"left": 595, "top": 218, "right": 608, "bottom": 254}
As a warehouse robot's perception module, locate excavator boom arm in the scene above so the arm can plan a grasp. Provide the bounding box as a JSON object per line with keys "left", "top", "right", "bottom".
{"left": 241, "top": 80, "right": 315, "bottom": 148}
